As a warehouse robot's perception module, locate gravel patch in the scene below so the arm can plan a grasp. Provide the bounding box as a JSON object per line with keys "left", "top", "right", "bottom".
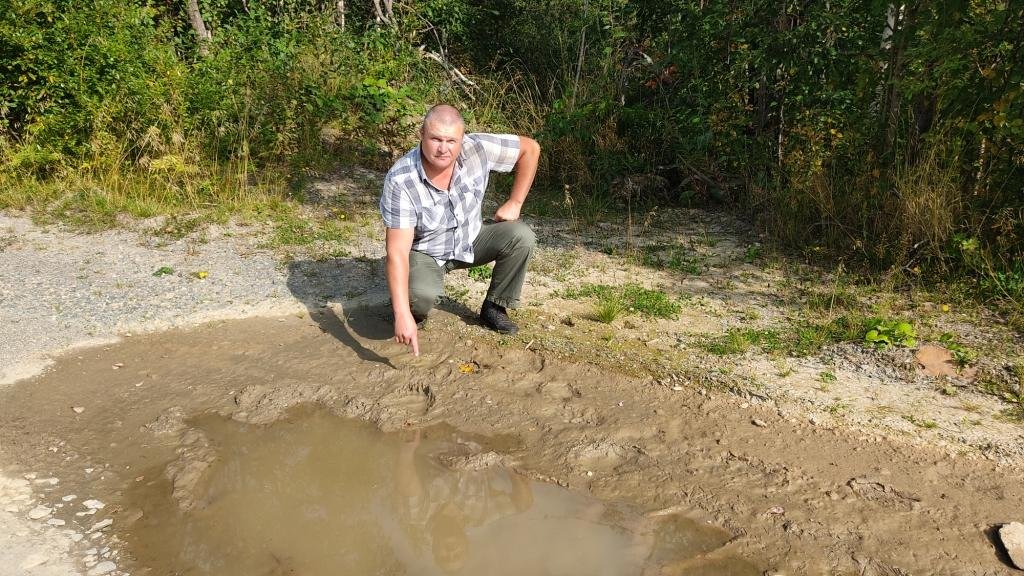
{"left": 0, "top": 214, "right": 386, "bottom": 386}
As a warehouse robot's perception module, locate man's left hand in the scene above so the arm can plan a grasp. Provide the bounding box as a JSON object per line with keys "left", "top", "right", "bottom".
{"left": 494, "top": 200, "right": 523, "bottom": 222}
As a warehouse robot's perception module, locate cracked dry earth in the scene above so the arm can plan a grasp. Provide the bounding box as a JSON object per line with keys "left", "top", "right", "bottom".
{"left": 1, "top": 169, "right": 1023, "bottom": 575}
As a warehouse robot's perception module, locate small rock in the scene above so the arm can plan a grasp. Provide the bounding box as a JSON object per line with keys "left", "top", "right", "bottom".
{"left": 3, "top": 505, "right": 18, "bottom": 513}
{"left": 28, "top": 506, "right": 52, "bottom": 520}
{"left": 47, "top": 518, "right": 66, "bottom": 526}
{"left": 62, "top": 495, "right": 77, "bottom": 502}
{"left": 809, "top": 415, "right": 822, "bottom": 426}
{"left": 1000, "top": 522, "right": 1024, "bottom": 570}
{"left": 82, "top": 499, "right": 105, "bottom": 510}
{"left": 111, "top": 363, "right": 123, "bottom": 370}
{"left": 671, "top": 385, "right": 684, "bottom": 391}
{"left": 88, "top": 561, "right": 116, "bottom": 575}
{"left": 72, "top": 406, "right": 86, "bottom": 414}
{"left": 752, "top": 419, "right": 768, "bottom": 428}
{"left": 87, "top": 518, "right": 113, "bottom": 533}
{"left": 70, "top": 533, "right": 84, "bottom": 542}
{"left": 34, "top": 477, "right": 59, "bottom": 485}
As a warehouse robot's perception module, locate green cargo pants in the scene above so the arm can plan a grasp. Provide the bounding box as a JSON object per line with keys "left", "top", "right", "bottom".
{"left": 407, "top": 220, "right": 536, "bottom": 319}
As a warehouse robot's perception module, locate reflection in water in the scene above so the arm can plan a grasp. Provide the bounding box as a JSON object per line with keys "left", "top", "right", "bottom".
{"left": 123, "top": 410, "right": 758, "bottom": 575}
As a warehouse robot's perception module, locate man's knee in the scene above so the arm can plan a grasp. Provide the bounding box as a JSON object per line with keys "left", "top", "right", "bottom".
{"left": 409, "top": 284, "right": 441, "bottom": 318}
{"left": 507, "top": 221, "right": 536, "bottom": 250}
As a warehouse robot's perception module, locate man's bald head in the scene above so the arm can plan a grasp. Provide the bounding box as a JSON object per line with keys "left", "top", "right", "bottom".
{"left": 419, "top": 104, "right": 465, "bottom": 174}
{"left": 422, "top": 104, "right": 464, "bottom": 132}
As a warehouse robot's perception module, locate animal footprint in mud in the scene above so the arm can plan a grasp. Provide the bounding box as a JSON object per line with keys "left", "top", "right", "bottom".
{"left": 536, "top": 380, "right": 581, "bottom": 402}
{"left": 378, "top": 381, "right": 436, "bottom": 418}
{"left": 569, "top": 441, "right": 633, "bottom": 474}
{"left": 846, "top": 477, "right": 921, "bottom": 511}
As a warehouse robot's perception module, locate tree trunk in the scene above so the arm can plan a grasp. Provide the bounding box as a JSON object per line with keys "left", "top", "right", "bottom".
{"left": 185, "top": 0, "right": 212, "bottom": 55}
{"left": 335, "top": 0, "right": 345, "bottom": 30}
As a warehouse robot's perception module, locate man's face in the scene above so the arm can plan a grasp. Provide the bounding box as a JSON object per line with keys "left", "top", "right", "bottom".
{"left": 420, "top": 121, "right": 464, "bottom": 173}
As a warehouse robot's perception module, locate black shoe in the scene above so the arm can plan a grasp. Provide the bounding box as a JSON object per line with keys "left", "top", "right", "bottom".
{"left": 480, "top": 300, "right": 518, "bottom": 335}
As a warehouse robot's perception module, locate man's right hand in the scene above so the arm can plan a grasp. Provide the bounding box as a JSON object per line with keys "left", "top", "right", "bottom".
{"left": 394, "top": 311, "right": 420, "bottom": 356}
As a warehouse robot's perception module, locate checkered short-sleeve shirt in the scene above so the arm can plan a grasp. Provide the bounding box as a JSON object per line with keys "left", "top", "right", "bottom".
{"left": 380, "top": 133, "right": 521, "bottom": 265}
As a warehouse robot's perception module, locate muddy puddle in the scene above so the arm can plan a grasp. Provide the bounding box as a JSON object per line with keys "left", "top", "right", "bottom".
{"left": 4, "top": 313, "right": 1018, "bottom": 574}
{"left": 123, "top": 409, "right": 748, "bottom": 575}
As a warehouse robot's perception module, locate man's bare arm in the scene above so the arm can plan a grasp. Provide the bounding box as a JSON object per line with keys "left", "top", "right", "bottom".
{"left": 385, "top": 227, "right": 419, "bottom": 356}
{"left": 494, "top": 136, "right": 541, "bottom": 222}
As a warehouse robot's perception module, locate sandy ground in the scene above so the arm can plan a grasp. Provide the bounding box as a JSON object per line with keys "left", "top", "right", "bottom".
{"left": 2, "top": 169, "right": 1023, "bottom": 575}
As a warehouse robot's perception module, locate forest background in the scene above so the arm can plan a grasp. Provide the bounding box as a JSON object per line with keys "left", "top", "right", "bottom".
{"left": 2, "top": 0, "right": 1022, "bottom": 317}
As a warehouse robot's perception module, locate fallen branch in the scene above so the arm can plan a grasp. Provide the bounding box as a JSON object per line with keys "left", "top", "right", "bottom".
{"left": 421, "top": 48, "right": 478, "bottom": 93}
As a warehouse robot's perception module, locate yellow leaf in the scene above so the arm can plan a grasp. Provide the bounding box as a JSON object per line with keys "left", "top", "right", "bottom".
{"left": 458, "top": 362, "right": 479, "bottom": 374}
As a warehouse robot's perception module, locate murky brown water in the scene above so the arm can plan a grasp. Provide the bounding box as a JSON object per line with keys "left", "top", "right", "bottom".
{"left": 121, "top": 409, "right": 751, "bottom": 576}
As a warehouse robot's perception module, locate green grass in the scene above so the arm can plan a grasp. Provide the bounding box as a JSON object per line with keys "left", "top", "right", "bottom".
{"left": 467, "top": 265, "right": 493, "bottom": 282}
{"left": 592, "top": 299, "right": 624, "bottom": 323}
{"left": 703, "top": 328, "right": 783, "bottom": 355}
{"left": 903, "top": 414, "right": 939, "bottom": 429}
{"left": 702, "top": 314, "right": 875, "bottom": 357}
{"left": 639, "top": 243, "right": 707, "bottom": 275}
{"left": 562, "top": 283, "right": 682, "bottom": 320}
{"left": 0, "top": 161, "right": 355, "bottom": 252}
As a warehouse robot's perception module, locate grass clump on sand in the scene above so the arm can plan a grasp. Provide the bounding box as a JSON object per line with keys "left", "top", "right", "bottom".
{"left": 563, "top": 283, "right": 681, "bottom": 321}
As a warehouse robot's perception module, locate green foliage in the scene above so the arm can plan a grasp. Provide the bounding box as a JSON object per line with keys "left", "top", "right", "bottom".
{"left": 937, "top": 333, "right": 978, "bottom": 367}
{"left": 864, "top": 320, "right": 918, "bottom": 349}
{"left": 152, "top": 266, "right": 174, "bottom": 277}
{"left": 467, "top": 265, "right": 493, "bottom": 282}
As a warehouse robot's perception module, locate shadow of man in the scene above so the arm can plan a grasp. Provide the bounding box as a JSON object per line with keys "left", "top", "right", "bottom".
{"left": 285, "top": 257, "right": 397, "bottom": 368}
{"left": 286, "top": 256, "right": 487, "bottom": 367}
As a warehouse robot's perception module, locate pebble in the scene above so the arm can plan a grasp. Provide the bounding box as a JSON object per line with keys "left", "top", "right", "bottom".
{"left": 82, "top": 499, "right": 105, "bottom": 510}
{"left": 34, "top": 477, "right": 59, "bottom": 485}
{"left": 87, "top": 518, "right": 113, "bottom": 533}
{"left": 46, "top": 518, "right": 66, "bottom": 526}
{"left": 62, "top": 494, "right": 77, "bottom": 501}
{"left": 1000, "top": 522, "right": 1024, "bottom": 569}
{"left": 28, "top": 505, "right": 52, "bottom": 520}
{"left": 72, "top": 406, "right": 86, "bottom": 414}
{"left": 70, "top": 533, "right": 84, "bottom": 542}
{"left": 752, "top": 419, "right": 768, "bottom": 428}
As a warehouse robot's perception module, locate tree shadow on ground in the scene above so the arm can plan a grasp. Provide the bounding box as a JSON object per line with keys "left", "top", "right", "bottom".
{"left": 285, "top": 258, "right": 480, "bottom": 368}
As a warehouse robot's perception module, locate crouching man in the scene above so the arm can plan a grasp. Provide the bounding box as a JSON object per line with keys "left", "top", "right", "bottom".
{"left": 380, "top": 104, "right": 541, "bottom": 356}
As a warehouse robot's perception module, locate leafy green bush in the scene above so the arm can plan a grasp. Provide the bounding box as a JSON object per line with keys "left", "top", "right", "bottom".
{"left": 864, "top": 320, "right": 917, "bottom": 349}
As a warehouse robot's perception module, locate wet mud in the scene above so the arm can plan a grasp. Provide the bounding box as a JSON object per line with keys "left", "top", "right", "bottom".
{"left": 0, "top": 309, "right": 1020, "bottom": 575}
